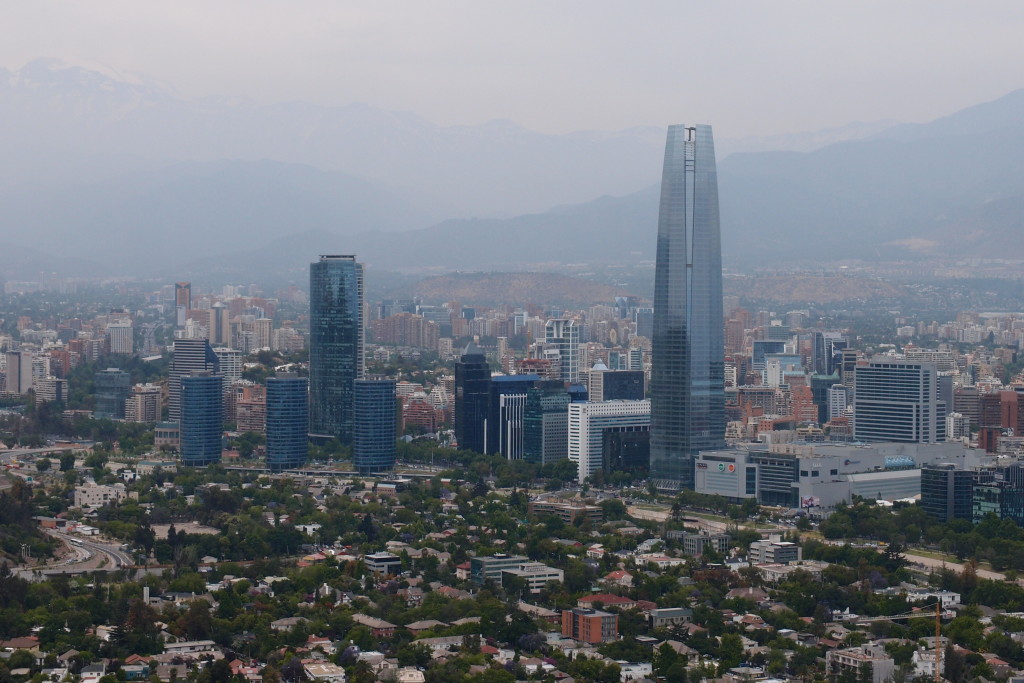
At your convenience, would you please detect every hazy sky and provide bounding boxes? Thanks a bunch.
[3,1,1023,137]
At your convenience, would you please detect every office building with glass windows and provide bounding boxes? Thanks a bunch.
[169,338,220,423]
[180,372,223,466]
[309,255,364,443]
[853,359,945,444]
[266,373,309,472]
[94,368,131,420]
[545,319,580,384]
[569,399,651,483]
[454,342,490,454]
[486,374,540,459]
[353,379,396,473]
[649,124,725,490]
[921,463,976,522]
[523,381,570,466]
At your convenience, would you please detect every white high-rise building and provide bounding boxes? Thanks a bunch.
[568,399,650,482]
[545,319,580,384]
[945,412,971,441]
[255,318,273,350]
[214,348,244,387]
[107,321,134,354]
[853,359,945,444]
[31,354,50,385]
[828,384,850,420]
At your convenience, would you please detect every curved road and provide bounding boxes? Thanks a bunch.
[16,531,135,579]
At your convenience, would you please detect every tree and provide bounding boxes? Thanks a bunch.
[396,643,432,668]
[654,643,680,679]
[717,633,744,673]
[944,643,965,683]
[59,453,76,472]
[35,459,51,472]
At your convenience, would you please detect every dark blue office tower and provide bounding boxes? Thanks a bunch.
[454,342,490,454]
[180,372,223,466]
[266,373,309,472]
[353,379,396,473]
[486,374,540,459]
[649,124,725,490]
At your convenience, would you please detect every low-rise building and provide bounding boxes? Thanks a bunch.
[517,601,561,625]
[748,536,801,564]
[154,421,180,450]
[618,661,653,681]
[577,594,637,610]
[500,562,564,593]
[364,552,403,575]
[635,553,687,569]
[826,644,895,683]
[303,662,347,683]
[648,608,693,629]
[470,554,529,584]
[756,560,829,583]
[527,500,604,524]
[396,668,425,683]
[561,607,618,644]
[163,640,218,655]
[352,614,398,638]
[73,483,132,509]
[671,531,731,557]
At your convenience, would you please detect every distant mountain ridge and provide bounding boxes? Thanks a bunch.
[0,58,666,219]
[1,58,1023,279]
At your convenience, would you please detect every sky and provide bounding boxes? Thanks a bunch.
[2,1,1023,137]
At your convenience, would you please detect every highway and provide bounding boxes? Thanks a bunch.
[15,530,135,579]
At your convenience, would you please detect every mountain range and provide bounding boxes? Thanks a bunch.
[1,58,1023,283]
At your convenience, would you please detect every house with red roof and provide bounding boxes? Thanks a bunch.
[576,593,636,610]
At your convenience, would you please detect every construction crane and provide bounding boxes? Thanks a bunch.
[854,601,947,682]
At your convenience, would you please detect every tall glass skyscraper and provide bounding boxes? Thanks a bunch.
[266,373,309,472]
[180,372,223,467]
[353,379,396,473]
[649,124,725,490]
[309,255,364,443]
[454,342,490,454]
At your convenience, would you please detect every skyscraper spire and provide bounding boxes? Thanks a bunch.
[649,124,726,490]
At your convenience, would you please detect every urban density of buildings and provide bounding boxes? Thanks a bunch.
[5,119,1024,683]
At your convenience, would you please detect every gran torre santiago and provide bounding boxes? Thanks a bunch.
[649,124,726,491]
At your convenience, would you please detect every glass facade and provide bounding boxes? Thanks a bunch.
[309,255,364,443]
[94,368,130,420]
[920,464,974,522]
[523,381,570,465]
[810,373,840,424]
[545,319,580,384]
[650,124,725,489]
[600,370,645,401]
[486,374,539,458]
[353,379,396,473]
[454,343,490,454]
[266,374,309,472]
[180,373,223,466]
